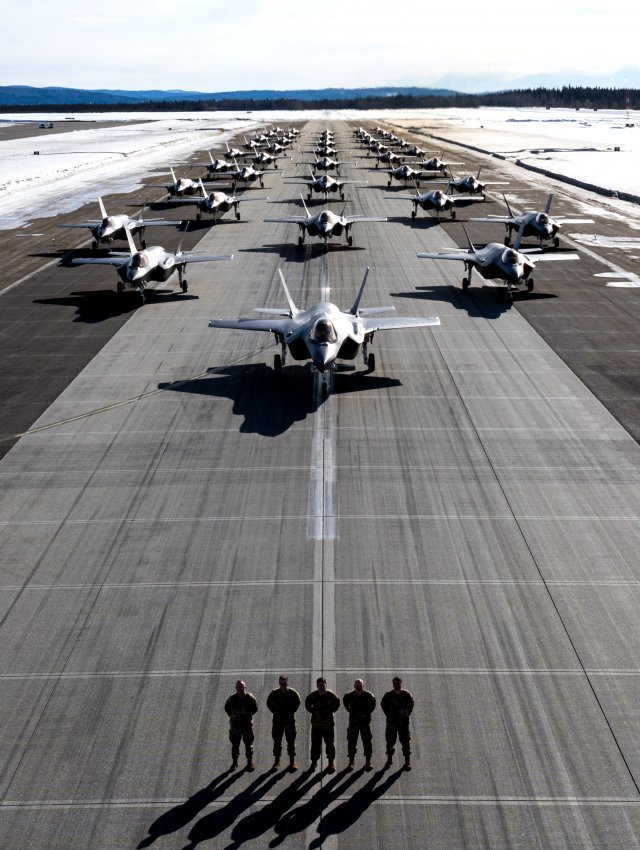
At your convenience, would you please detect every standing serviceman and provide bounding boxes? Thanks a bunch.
[304,677,341,773]
[225,680,259,772]
[381,676,414,771]
[343,678,376,771]
[266,675,301,772]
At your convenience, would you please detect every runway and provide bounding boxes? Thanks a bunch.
[2,119,640,848]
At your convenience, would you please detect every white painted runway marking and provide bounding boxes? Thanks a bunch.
[2,794,639,810]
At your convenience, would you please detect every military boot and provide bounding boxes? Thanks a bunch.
[230,758,239,772]
[289,755,298,772]
[309,760,318,772]
[347,756,355,771]
[327,761,336,774]
[365,758,373,771]
[404,755,412,771]
[246,759,255,772]
[272,757,281,771]
[384,754,393,769]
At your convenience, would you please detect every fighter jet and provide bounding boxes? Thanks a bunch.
[208,268,440,393]
[374,149,405,168]
[303,155,354,177]
[192,151,237,177]
[447,167,508,198]
[264,196,387,251]
[471,193,594,248]
[170,179,267,223]
[150,167,206,199]
[224,141,245,160]
[417,222,580,300]
[58,197,178,249]
[227,159,267,190]
[383,163,438,188]
[421,153,464,174]
[69,225,232,303]
[294,167,365,201]
[385,184,483,221]
[249,150,282,169]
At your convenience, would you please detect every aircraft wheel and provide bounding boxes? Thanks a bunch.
[274,354,282,374]
[462,277,470,291]
[181,280,188,293]
[340,193,345,201]
[91,240,98,250]
[196,212,201,221]
[307,194,312,201]
[321,381,328,400]
[504,237,510,246]
[388,181,391,188]
[554,237,560,248]
[451,210,456,220]
[411,210,417,220]
[116,280,124,294]
[236,210,241,220]
[527,278,534,293]
[367,352,375,372]
[348,235,353,246]
[298,236,304,247]
[324,242,329,253]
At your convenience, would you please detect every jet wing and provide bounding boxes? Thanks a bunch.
[526,253,581,262]
[139,219,181,226]
[71,257,129,267]
[264,216,308,223]
[360,316,440,332]
[208,318,291,334]
[58,222,102,228]
[554,218,595,224]
[345,216,388,223]
[177,252,234,263]
[469,216,514,223]
[417,251,470,261]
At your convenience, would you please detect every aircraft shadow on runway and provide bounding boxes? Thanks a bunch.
[32,290,142,323]
[392,285,557,320]
[158,364,401,436]
[33,290,197,323]
[240,244,367,261]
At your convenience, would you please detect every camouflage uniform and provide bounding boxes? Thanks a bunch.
[225,691,259,762]
[381,687,414,759]
[304,687,341,763]
[266,686,301,760]
[343,688,377,762]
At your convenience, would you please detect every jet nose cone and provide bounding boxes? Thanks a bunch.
[312,343,337,370]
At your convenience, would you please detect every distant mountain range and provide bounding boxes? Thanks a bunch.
[431,67,640,94]
[0,85,459,107]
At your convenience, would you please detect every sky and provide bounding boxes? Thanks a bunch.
[2,0,639,93]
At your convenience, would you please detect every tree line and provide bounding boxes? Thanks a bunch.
[6,87,639,113]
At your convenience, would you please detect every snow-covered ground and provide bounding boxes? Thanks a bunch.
[1,106,639,230]
[391,106,640,200]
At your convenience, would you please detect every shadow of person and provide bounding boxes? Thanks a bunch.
[182,768,284,849]
[225,770,323,848]
[137,770,243,848]
[269,767,362,847]
[308,766,404,848]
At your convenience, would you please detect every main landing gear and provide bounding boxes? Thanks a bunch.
[363,339,375,372]
[273,338,287,375]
